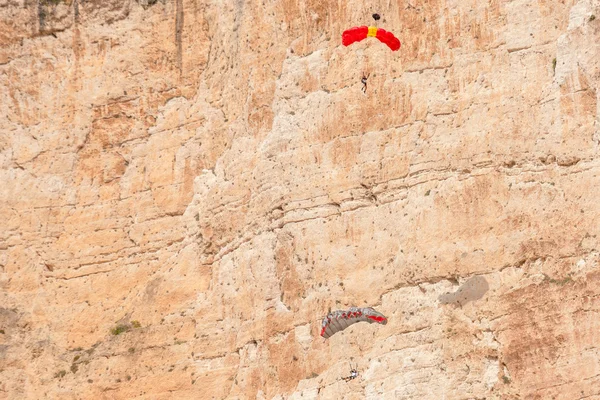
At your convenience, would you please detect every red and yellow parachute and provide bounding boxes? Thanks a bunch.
[342,26,401,51]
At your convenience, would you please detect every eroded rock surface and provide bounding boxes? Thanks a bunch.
[1,0,600,399]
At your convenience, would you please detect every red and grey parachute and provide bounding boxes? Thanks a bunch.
[320,307,388,339]
[342,26,401,51]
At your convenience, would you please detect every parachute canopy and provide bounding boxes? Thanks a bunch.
[320,307,387,339]
[342,26,401,51]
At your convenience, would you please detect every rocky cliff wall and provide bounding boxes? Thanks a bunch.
[1,0,600,398]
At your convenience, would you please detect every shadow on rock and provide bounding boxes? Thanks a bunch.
[439,275,489,306]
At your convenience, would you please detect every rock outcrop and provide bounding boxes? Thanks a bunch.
[1,0,599,398]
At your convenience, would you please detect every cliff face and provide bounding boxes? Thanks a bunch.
[1,0,600,398]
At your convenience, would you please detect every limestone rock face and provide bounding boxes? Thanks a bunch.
[1,0,600,398]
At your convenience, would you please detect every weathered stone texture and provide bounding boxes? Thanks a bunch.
[1,0,600,398]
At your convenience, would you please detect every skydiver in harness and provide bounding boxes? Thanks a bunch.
[361,73,370,93]
[342,363,359,382]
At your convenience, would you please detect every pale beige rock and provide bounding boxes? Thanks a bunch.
[1,0,600,399]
